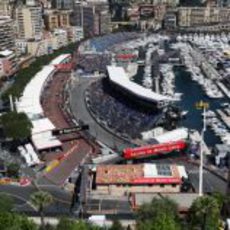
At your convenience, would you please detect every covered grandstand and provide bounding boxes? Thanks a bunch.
[16,54,71,153]
[107,66,178,104]
[86,78,168,140]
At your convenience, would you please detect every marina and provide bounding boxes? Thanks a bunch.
[130,35,230,150]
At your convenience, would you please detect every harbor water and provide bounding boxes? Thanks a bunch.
[133,64,229,147]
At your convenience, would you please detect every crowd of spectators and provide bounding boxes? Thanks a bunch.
[76,32,140,74]
[77,53,111,73]
[86,79,163,139]
[88,32,140,52]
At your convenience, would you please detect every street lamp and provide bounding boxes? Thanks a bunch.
[195,100,209,196]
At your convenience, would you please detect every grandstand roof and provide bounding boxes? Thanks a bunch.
[155,128,188,143]
[32,118,55,135]
[16,54,71,152]
[50,54,71,65]
[96,164,185,185]
[32,131,62,151]
[17,65,55,118]
[107,66,177,103]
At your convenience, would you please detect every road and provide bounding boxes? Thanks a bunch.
[69,76,131,150]
[0,184,73,216]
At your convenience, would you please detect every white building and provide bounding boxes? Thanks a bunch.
[53,29,68,49]
[16,5,43,40]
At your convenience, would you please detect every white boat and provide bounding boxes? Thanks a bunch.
[143,76,153,89]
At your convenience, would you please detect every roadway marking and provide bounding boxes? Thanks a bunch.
[0,192,37,211]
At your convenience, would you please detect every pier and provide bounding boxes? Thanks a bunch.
[217,82,230,98]
[189,130,211,155]
[216,109,230,129]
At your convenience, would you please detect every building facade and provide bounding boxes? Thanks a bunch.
[0,16,15,51]
[70,1,111,37]
[178,7,230,28]
[51,0,73,10]
[0,0,11,16]
[44,10,70,30]
[16,5,43,40]
[92,164,187,196]
[0,50,18,78]
[164,10,177,30]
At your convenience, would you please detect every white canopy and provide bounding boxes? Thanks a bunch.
[32,118,55,135]
[32,131,62,151]
[17,66,55,118]
[155,128,188,143]
[107,66,177,103]
[17,54,71,151]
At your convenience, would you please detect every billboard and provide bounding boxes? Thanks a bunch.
[123,140,186,159]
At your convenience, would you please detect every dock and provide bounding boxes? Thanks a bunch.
[217,82,230,98]
[216,109,230,129]
[189,130,211,155]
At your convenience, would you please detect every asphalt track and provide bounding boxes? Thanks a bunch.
[69,76,131,150]
[0,184,72,216]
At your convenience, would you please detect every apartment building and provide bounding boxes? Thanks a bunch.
[0,16,15,51]
[67,26,84,42]
[178,7,230,27]
[70,1,111,37]
[44,10,70,30]
[16,5,43,40]
[164,9,177,30]
[51,0,73,10]
[0,50,18,78]
[0,0,11,16]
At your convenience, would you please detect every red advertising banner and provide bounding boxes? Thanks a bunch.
[123,140,186,159]
[132,177,181,184]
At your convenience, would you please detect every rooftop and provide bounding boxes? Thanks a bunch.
[96,164,186,185]
[107,66,177,103]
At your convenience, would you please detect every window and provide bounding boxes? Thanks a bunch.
[157,165,172,176]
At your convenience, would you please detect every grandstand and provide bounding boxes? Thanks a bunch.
[16,54,71,154]
[76,32,141,74]
[107,66,178,104]
[86,79,163,140]
[87,32,140,53]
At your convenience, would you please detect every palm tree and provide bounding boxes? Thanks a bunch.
[30,191,53,229]
[188,195,220,230]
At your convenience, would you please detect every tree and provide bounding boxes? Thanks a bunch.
[137,197,179,222]
[56,217,75,230]
[0,112,32,141]
[137,212,181,230]
[7,162,20,178]
[0,212,38,230]
[136,197,181,230]
[30,191,53,230]
[212,192,230,220]
[109,220,124,230]
[188,195,220,230]
[56,218,102,230]
[0,193,13,212]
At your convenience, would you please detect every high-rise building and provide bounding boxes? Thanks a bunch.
[70,3,95,37]
[70,0,111,37]
[44,10,70,30]
[178,7,222,27]
[0,50,18,78]
[16,5,43,40]
[51,0,73,9]
[0,0,11,16]
[0,16,15,51]
[99,10,111,34]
